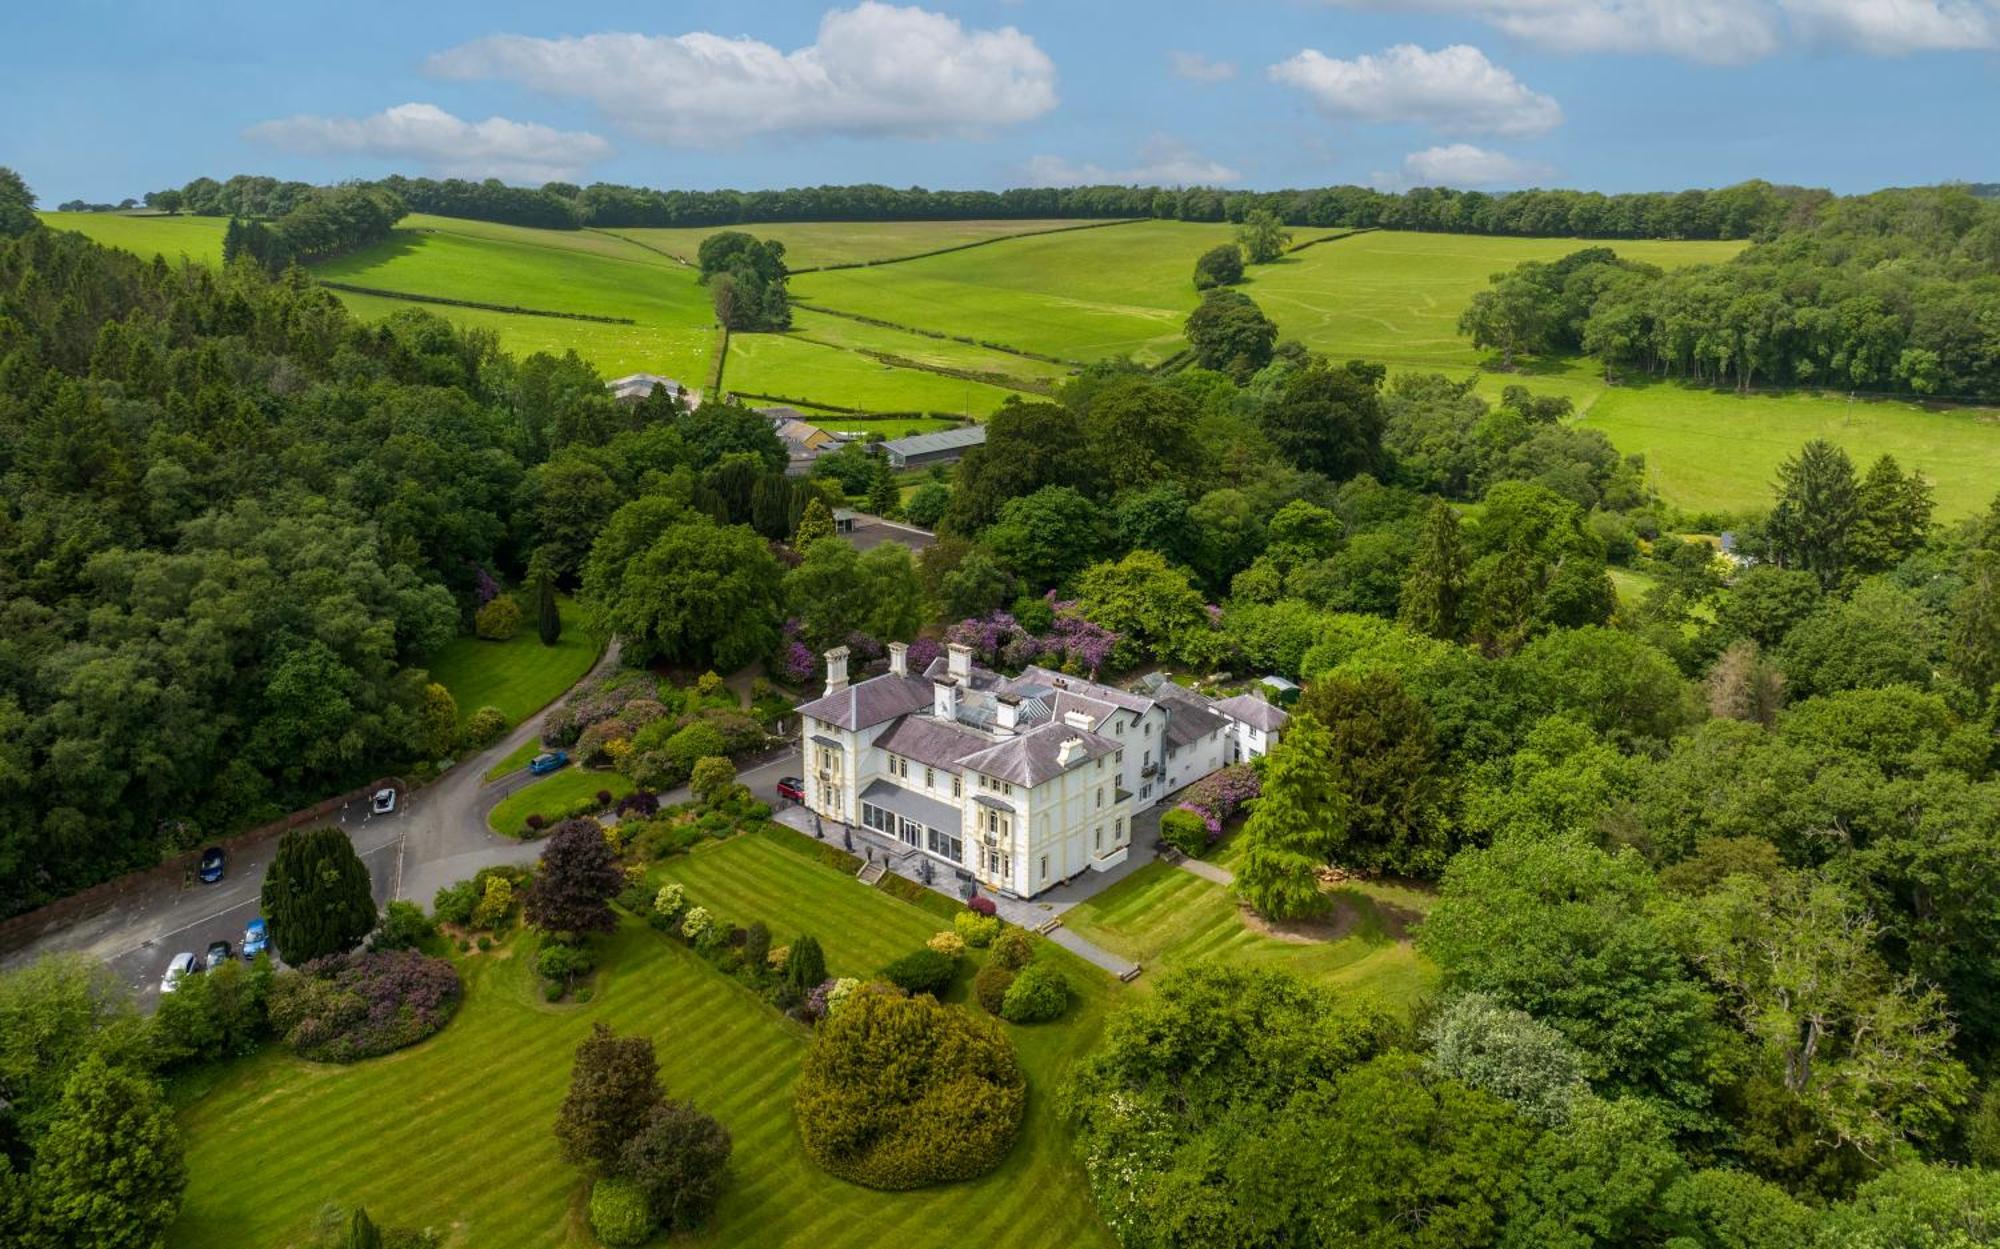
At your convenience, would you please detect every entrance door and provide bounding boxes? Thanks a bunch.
[898,816,924,849]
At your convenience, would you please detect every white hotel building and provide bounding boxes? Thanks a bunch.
[795,641,1289,900]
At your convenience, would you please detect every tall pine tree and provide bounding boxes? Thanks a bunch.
[1399,500,1467,642]
[1766,439,1859,589]
[1234,714,1348,920]
[529,550,562,647]
[1848,454,1934,574]
[260,827,377,964]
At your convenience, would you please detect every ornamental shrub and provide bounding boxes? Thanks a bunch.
[618,1097,733,1234]
[880,948,956,996]
[691,756,736,803]
[1000,962,1069,1024]
[680,906,715,945]
[525,813,546,832]
[793,989,1026,1189]
[954,911,1001,948]
[825,977,862,1016]
[926,930,966,960]
[1160,807,1210,857]
[974,963,1016,1015]
[990,928,1033,971]
[471,875,514,931]
[967,895,998,917]
[588,1177,655,1247]
[462,705,509,749]
[368,900,436,953]
[432,879,477,926]
[475,593,523,641]
[653,882,686,920]
[785,935,827,998]
[536,942,596,990]
[743,921,772,972]
[267,950,462,1063]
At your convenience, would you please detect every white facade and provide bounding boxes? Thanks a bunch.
[796,645,1288,899]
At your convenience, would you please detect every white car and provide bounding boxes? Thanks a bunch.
[370,787,397,815]
[160,952,198,994]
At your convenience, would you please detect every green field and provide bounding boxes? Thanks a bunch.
[487,769,633,836]
[725,332,1033,417]
[170,833,1118,1249]
[425,597,602,731]
[1060,862,1436,1015]
[604,219,1103,271]
[37,211,227,264]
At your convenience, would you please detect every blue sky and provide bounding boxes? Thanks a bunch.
[6,0,1998,201]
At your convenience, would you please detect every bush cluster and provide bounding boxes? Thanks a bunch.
[267,950,461,1062]
[879,947,956,996]
[793,988,1027,1189]
[974,963,1016,1016]
[954,910,1001,948]
[1000,962,1070,1024]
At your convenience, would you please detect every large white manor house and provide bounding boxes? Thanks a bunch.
[795,642,1289,900]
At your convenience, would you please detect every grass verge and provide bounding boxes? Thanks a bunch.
[487,770,634,837]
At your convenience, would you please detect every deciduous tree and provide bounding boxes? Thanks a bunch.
[555,1024,662,1173]
[525,820,625,937]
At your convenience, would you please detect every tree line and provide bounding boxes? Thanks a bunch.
[141,171,1828,240]
[1460,184,2000,399]
[221,184,405,273]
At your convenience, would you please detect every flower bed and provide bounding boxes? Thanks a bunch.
[268,949,462,1063]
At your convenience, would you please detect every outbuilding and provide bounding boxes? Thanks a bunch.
[881,425,987,470]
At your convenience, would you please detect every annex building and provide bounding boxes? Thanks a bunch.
[795,642,1288,899]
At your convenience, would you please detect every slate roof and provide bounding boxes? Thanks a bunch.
[1049,689,1119,731]
[881,426,987,459]
[872,716,988,772]
[923,655,1008,693]
[607,372,684,398]
[1215,693,1290,734]
[795,675,934,732]
[1155,682,1229,749]
[1007,666,1158,716]
[959,724,1121,787]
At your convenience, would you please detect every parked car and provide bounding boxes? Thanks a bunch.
[776,776,805,802]
[197,846,226,884]
[370,787,397,815]
[242,917,269,960]
[205,940,232,967]
[161,952,198,994]
[529,750,569,776]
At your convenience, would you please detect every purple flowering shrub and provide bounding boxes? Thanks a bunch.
[472,564,500,605]
[904,637,942,673]
[1173,764,1261,846]
[777,618,816,685]
[943,595,1121,678]
[802,977,839,1024]
[268,949,462,1063]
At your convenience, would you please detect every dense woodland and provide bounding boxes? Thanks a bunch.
[1462,184,2000,399]
[146,171,1824,240]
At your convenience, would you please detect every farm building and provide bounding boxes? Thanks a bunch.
[607,373,685,405]
[881,425,986,469]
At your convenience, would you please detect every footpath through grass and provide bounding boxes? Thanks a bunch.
[1061,861,1436,1015]
[170,833,1119,1249]
[426,597,602,732]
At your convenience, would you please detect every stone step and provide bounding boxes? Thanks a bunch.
[1118,964,1144,983]
[855,862,887,886]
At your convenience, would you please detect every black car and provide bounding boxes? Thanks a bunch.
[205,940,232,968]
[197,846,226,884]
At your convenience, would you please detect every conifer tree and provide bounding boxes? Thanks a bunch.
[785,934,827,998]
[1400,500,1467,641]
[347,1207,383,1249]
[1767,439,1859,589]
[794,498,835,550]
[866,460,900,519]
[1234,714,1347,920]
[529,551,562,647]
[260,827,377,964]
[1848,454,1934,573]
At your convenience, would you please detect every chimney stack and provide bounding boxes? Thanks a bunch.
[947,642,973,681]
[888,641,908,678]
[823,646,850,697]
[933,676,959,720]
[1057,736,1085,767]
[995,693,1020,735]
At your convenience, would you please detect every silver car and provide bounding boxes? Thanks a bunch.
[160,952,198,994]
[370,787,397,815]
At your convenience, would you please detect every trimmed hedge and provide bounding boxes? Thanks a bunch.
[793,987,1025,1189]
[589,1177,655,1247]
[879,947,956,996]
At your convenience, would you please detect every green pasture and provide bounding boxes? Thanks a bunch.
[724,331,1031,416]
[1060,861,1436,1015]
[332,291,712,384]
[487,769,633,836]
[789,308,1071,390]
[426,597,602,730]
[38,211,228,264]
[604,219,1097,271]
[170,833,1118,1248]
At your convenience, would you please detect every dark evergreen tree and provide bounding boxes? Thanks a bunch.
[1400,499,1468,641]
[618,1098,733,1233]
[1847,454,1934,574]
[1765,439,1859,589]
[1950,549,2000,707]
[1298,673,1452,877]
[785,935,827,999]
[260,827,377,964]
[346,1207,383,1249]
[524,820,624,937]
[1235,714,1348,920]
[531,554,562,647]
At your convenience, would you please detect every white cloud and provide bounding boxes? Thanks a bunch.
[1022,138,1242,187]
[244,103,611,183]
[1391,143,1554,187]
[426,3,1057,147]
[1316,0,1996,62]
[1168,50,1238,82]
[1268,44,1562,137]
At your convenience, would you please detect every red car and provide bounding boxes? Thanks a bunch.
[776,776,805,802]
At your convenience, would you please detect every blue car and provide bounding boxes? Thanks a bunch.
[529,750,569,776]
[197,846,226,884]
[241,917,269,961]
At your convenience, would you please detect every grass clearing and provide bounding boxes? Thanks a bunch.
[1061,862,1436,1015]
[487,769,633,836]
[171,835,1118,1249]
[724,331,1031,416]
[38,211,228,264]
[426,597,601,730]
[604,219,1105,271]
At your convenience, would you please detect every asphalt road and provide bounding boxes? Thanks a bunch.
[5,638,809,1010]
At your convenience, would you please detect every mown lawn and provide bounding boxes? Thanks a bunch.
[487,769,632,836]
[170,835,1119,1249]
[426,597,602,731]
[1060,862,1436,1015]
[38,211,229,264]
